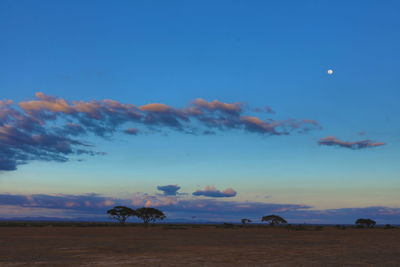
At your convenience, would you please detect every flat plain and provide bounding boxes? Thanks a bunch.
[1,225,399,266]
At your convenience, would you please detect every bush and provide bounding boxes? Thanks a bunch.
[286,224,310,231]
[295,224,308,231]
[384,224,395,229]
[163,225,187,230]
[223,223,235,228]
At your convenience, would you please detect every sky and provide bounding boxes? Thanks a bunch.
[0,0,399,224]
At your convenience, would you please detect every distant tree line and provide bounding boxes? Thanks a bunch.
[240,215,381,228]
[107,207,380,229]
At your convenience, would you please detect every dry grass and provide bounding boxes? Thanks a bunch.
[0,225,399,266]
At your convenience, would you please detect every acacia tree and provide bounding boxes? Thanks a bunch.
[107,206,136,225]
[241,218,252,225]
[135,207,166,225]
[261,215,287,226]
[355,218,376,228]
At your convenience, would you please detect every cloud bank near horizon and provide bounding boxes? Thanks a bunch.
[0,93,321,171]
[0,192,399,224]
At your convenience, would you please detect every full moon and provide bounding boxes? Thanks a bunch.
[327,69,334,75]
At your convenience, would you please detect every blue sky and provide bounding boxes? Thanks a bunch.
[0,0,399,223]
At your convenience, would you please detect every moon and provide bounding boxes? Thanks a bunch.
[327,69,334,75]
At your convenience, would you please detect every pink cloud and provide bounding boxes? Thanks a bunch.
[318,136,385,149]
[1,93,321,171]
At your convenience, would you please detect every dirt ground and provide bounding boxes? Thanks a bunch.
[1,226,399,266]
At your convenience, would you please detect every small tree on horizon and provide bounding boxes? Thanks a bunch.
[261,215,287,226]
[107,206,136,225]
[241,218,252,225]
[135,207,166,225]
[355,218,376,228]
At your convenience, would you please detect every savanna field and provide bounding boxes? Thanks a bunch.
[2,1,400,267]
[1,224,399,266]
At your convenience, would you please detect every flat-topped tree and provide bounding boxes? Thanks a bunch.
[135,207,166,225]
[355,218,376,228]
[261,215,287,226]
[107,206,136,225]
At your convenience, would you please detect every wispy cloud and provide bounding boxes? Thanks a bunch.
[0,93,321,171]
[123,128,139,135]
[253,106,275,114]
[191,98,242,114]
[318,136,385,150]
[192,186,237,198]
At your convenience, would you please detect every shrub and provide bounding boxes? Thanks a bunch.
[384,224,395,229]
[223,223,235,228]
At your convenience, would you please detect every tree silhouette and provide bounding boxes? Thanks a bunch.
[355,218,376,228]
[261,215,287,226]
[135,207,166,225]
[241,218,252,225]
[107,206,136,225]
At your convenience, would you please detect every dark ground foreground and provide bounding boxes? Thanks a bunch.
[1,225,399,266]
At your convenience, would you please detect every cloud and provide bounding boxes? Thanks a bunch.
[193,186,237,198]
[139,103,188,128]
[253,106,275,114]
[0,123,101,171]
[61,123,87,136]
[318,136,385,150]
[123,128,139,135]
[0,193,117,214]
[264,106,275,114]
[157,185,181,196]
[0,93,321,171]
[192,98,242,114]
[240,116,281,135]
